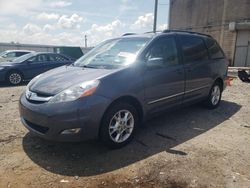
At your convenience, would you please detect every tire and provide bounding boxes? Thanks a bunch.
[99,102,139,149]
[6,71,23,85]
[204,81,222,109]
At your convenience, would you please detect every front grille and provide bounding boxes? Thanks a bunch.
[24,119,49,134]
[26,99,46,104]
[26,90,52,103]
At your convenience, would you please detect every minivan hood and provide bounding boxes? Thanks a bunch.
[30,65,119,95]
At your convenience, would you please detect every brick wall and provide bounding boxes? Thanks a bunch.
[169,0,250,66]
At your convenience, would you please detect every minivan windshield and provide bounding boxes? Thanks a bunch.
[74,37,150,69]
[12,53,35,63]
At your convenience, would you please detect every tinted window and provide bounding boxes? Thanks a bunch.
[205,38,224,59]
[180,35,209,63]
[16,52,29,57]
[37,55,48,62]
[27,56,36,62]
[146,37,179,67]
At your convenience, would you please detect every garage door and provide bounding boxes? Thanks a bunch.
[234,31,250,67]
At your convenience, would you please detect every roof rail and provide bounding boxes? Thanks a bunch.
[122,33,137,36]
[163,29,212,38]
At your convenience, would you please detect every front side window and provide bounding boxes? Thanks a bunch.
[37,55,48,62]
[146,37,179,67]
[180,35,209,63]
[27,54,48,63]
[74,37,150,69]
[27,56,37,62]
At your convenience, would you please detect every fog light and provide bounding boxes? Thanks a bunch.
[61,128,81,135]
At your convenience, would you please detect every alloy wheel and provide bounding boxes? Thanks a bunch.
[211,85,221,106]
[9,73,22,85]
[108,110,134,143]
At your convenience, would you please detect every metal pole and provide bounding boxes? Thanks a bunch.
[85,35,87,48]
[153,0,158,33]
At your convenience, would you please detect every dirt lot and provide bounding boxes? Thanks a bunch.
[0,79,250,188]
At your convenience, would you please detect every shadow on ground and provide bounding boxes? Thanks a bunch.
[0,81,28,87]
[22,100,241,177]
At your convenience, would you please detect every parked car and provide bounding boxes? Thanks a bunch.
[0,52,74,85]
[19,30,228,148]
[0,50,34,62]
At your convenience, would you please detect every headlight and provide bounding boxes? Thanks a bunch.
[0,67,5,71]
[49,80,100,103]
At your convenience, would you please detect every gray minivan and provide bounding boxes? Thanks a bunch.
[19,30,228,148]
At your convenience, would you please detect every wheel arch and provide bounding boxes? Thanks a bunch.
[214,77,224,90]
[5,68,24,82]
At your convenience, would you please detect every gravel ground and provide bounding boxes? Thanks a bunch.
[0,79,250,188]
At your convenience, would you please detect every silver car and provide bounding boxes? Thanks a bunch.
[0,50,34,62]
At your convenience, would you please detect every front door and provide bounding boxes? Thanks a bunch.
[23,54,48,79]
[143,35,185,114]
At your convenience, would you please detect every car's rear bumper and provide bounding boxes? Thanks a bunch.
[19,93,111,142]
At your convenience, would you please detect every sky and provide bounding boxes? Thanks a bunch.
[0,0,169,47]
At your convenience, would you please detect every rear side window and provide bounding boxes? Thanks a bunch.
[146,37,179,67]
[16,52,29,57]
[48,54,68,62]
[205,38,225,59]
[180,35,209,63]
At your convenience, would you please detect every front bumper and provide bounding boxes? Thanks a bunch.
[19,93,111,142]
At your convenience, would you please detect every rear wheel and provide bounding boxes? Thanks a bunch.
[205,82,222,109]
[100,102,138,149]
[7,71,23,85]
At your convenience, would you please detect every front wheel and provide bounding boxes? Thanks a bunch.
[205,82,222,109]
[99,102,138,149]
[7,71,23,85]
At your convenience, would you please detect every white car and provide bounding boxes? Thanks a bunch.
[0,50,34,62]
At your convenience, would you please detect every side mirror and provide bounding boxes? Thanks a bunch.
[26,60,33,64]
[147,57,165,69]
